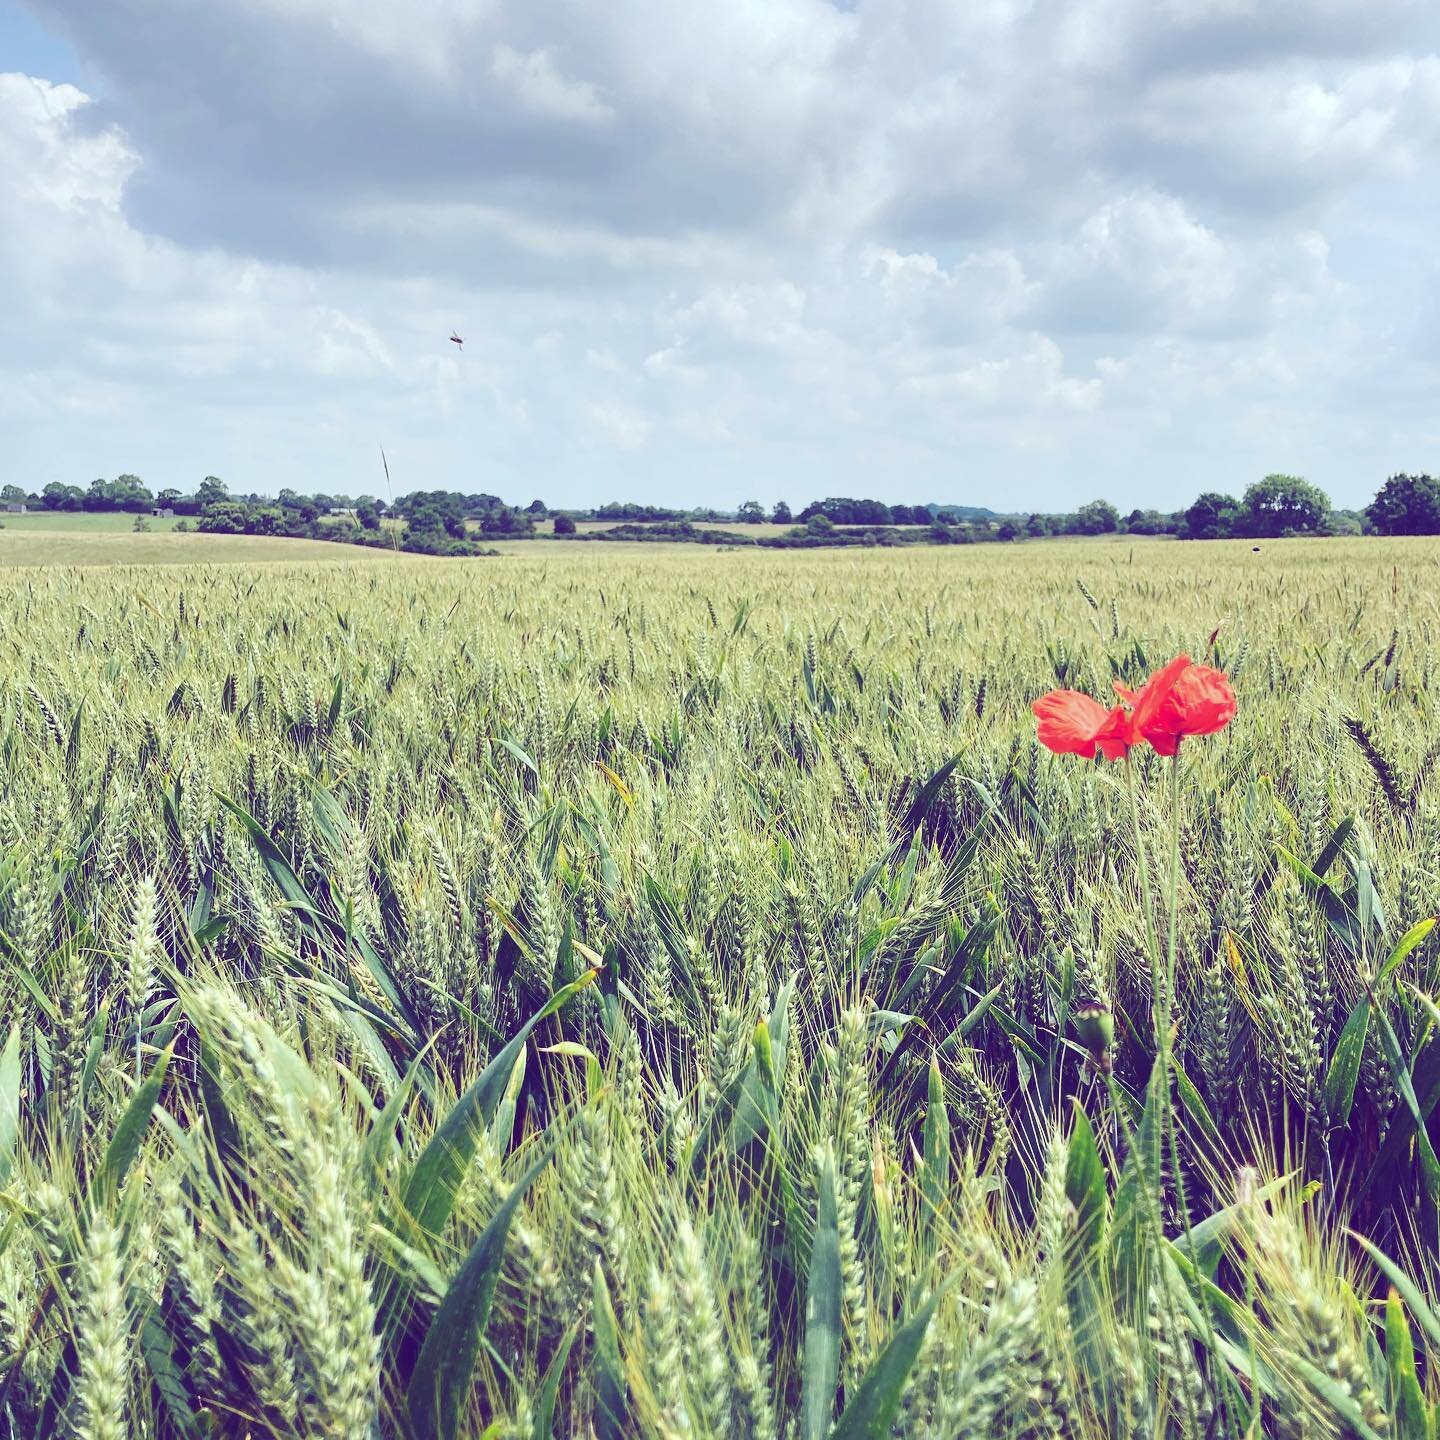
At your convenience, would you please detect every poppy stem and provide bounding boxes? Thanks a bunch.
[1163,747,1235,1432]
[1164,748,1181,1035]
[1122,754,1164,1047]
[1125,746,1234,1430]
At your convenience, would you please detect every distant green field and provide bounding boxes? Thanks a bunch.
[0,509,183,533]
[0,529,403,568]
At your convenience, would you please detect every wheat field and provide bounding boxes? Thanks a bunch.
[2,537,1439,1438]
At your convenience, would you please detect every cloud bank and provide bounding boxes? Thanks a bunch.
[4,0,1440,508]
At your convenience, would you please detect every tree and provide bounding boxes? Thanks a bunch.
[400,491,467,545]
[525,499,548,516]
[997,520,1021,541]
[771,501,793,525]
[396,491,472,536]
[197,476,229,511]
[1367,474,1440,535]
[1074,499,1120,535]
[1242,474,1329,537]
[84,475,152,512]
[42,482,83,511]
[737,500,765,523]
[800,497,893,526]
[1125,508,1172,536]
[1183,492,1239,540]
[553,513,577,535]
[479,506,533,538]
[596,501,682,522]
[115,475,153,513]
[1,485,24,504]
[196,501,247,534]
[356,501,381,531]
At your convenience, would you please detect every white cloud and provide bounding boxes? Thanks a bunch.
[902,335,1103,415]
[490,45,612,123]
[1,74,132,211]
[4,0,1440,509]
[585,400,652,450]
[1034,192,1239,335]
[643,343,708,385]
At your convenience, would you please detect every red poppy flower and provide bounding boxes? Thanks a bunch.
[1114,654,1236,755]
[1112,653,1191,740]
[1035,652,1235,761]
[1032,690,1132,760]
[1138,662,1236,755]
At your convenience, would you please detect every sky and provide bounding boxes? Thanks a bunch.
[2,1,1439,513]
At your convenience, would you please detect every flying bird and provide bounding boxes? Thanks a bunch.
[449,331,464,350]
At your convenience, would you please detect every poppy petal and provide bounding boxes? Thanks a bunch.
[1162,664,1236,736]
[1126,653,1192,740]
[1032,690,1111,758]
[1132,659,1237,753]
[1144,728,1181,757]
[1093,706,1132,760]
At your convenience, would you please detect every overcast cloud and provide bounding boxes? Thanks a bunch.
[3,0,1439,510]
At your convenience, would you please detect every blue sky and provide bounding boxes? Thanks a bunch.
[0,0,74,76]
[3,0,1439,511]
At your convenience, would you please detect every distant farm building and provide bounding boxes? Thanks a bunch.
[4,503,26,515]
[152,507,175,518]
[329,506,358,516]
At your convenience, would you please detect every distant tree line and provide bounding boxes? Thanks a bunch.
[1364,474,1440,536]
[27,475,215,515]
[8,476,553,555]
[386,492,539,553]
[10,470,1440,552]
[553,479,1369,544]
[194,482,412,550]
[594,501,685,522]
